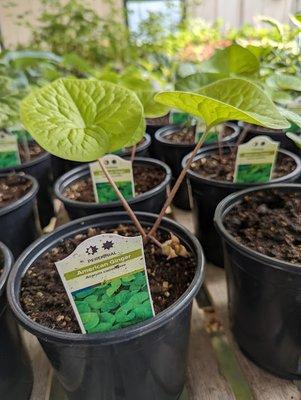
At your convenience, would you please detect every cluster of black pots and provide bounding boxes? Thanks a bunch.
[7,212,205,400]
[183,144,301,266]
[55,157,172,220]
[154,122,240,209]
[0,242,33,399]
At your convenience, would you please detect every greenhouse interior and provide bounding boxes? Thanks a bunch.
[0,0,301,399]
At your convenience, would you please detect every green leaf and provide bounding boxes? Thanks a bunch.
[155,78,290,130]
[134,303,153,319]
[106,279,121,297]
[75,301,91,313]
[286,132,301,149]
[136,90,170,118]
[257,16,284,39]
[289,13,301,28]
[100,312,116,324]
[279,107,301,129]
[269,89,292,105]
[81,312,99,330]
[74,287,97,299]
[266,74,301,92]
[200,44,260,77]
[175,73,227,91]
[20,78,145,162]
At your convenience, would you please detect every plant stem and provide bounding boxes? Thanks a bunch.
[130,144,136,163]
[232,124,250,155]
[148,129,210,238]
[98,157,146,239]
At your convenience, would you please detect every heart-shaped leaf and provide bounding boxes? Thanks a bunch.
[200,44,260,77]
[20,78,145,161]
[81,312,99,330]
[155,78,290,130]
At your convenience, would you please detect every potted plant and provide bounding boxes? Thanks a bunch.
[0,241,33,399]
[0,172,39,257]
[214,183,301,379]
[154,78,297,266]
[7,78,205,400]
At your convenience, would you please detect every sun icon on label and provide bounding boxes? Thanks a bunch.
[86,245,98,255]
[102,241,114,250]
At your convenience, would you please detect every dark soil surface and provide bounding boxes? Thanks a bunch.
[146,114,170,126]
[63,165,166,203]
[191,151,296,182]
[19,141,44,163]
[0,175,32,208]
[224,190,301,264]
[20,225,196,333]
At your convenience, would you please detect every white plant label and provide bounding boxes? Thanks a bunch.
[55,234,155,334]
[89,155,135,203]
[234,136,279,184]
[0,131,20,168]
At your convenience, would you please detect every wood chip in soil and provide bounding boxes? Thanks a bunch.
[20,225,196,333]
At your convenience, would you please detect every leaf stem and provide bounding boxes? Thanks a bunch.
[130,144,136,163]
[148,128,210,238]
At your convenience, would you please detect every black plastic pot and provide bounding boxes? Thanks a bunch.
[0,242,33,400]
[51,134,152,181]
[183,145,301,267]
[0,173,39,258]
[155,123,240,210]
[146,116,170,156]
[1,151,54,227]
[239,122,300,155]
[7,212,205,400]
[214,183,301,379]
[55,157,172,220]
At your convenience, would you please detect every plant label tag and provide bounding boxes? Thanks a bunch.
[55,234,155,334]
[234,136,279,183]
[90,155,135,203]
[195,120,221,144]
[169,110,190,125]
[0,131,21,168]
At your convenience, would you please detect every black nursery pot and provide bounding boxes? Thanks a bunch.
[7,212,205,400]
[1,151,54,228]
[51,134,152,181]
[182,145,301,267]
[55,157,172,220]
[214,183,301,379]
[0,242,33,400]
[155,123,239,210]
[240,122,300,155]
[0,173,39,258]
[146,115,170,156]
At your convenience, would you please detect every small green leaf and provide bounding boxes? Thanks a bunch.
[20,78,145,161]
[88,322,113,333]
[257,16,284,39]
[81,312,99,330]
[115,290,131,305]
[106,279,122,297]
[115,309,136,323]
[128,292,149,306]
[266,74,301,92]
[100,312,116,324]
[155,78,290,130]
[134,304,153,320]
[279,107,301,129]
[75,301,91,313]
[200,44,260,77]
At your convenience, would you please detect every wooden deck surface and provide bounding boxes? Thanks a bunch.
[22,207,301,400]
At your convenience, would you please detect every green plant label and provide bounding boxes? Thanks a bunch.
[234,136,279,184]
[90,155,135,204]
[0,131,21,168]
[195,120,221,144]
[55,234,155,334]
[169,110,190,125]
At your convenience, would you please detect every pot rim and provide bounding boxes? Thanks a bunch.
[214,183,301,273]
[0,241,13,297]
[7,211,205,345]
[54,157,172,210]
[0,173,39,217]
[0,151,50,172]
[119,134,151,157]
[182,144,301,188]
[155,122,239,148]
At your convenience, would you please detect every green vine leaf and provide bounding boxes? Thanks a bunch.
[20,78,145,161]
[155,78,290,130]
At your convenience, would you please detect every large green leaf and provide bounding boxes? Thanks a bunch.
[175,72,227,91]
[266,74,301,92]
[155,78,290,130]
[200,44,260,77]
[20,78,145,161]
